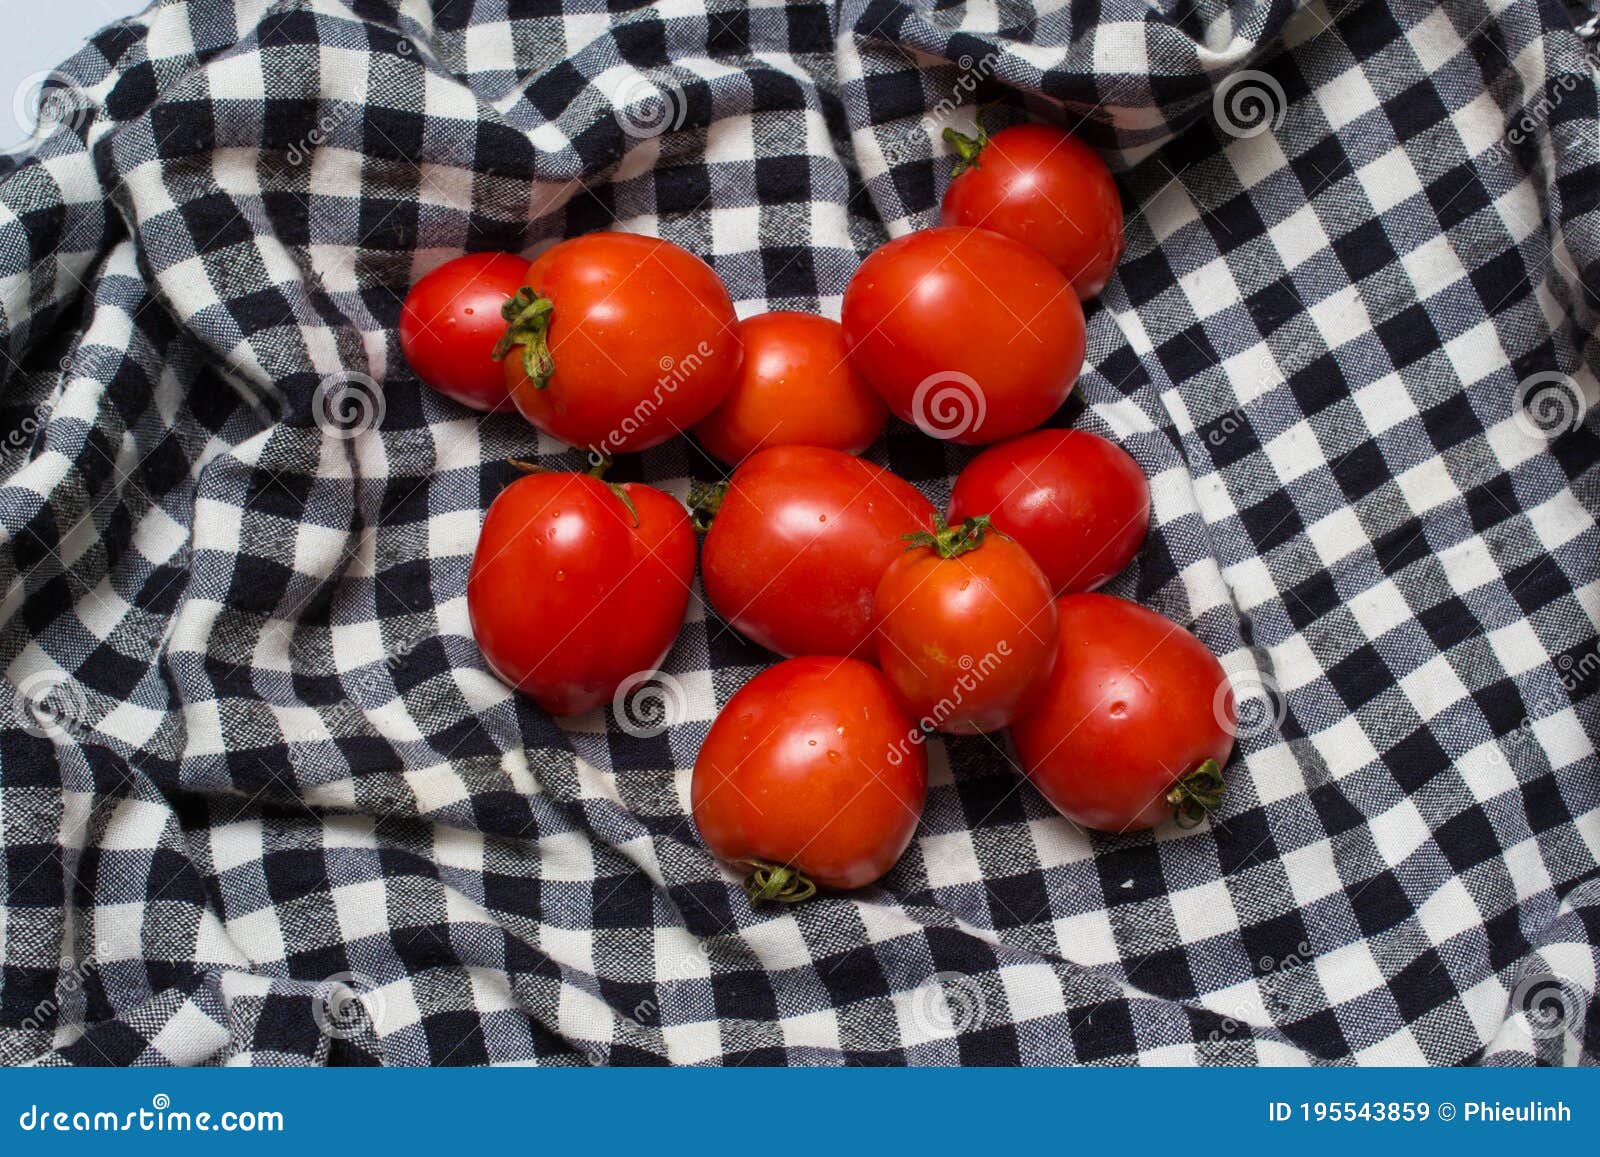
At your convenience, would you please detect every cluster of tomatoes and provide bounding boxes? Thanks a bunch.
[398,120,1237,906]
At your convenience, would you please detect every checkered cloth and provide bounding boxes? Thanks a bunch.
[0,0,1596,1067]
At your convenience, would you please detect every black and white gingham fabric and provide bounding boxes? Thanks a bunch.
[0,0,1596,1066]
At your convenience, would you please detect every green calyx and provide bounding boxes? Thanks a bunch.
[942,125,988,175]
[688,479,729,532]
[1167,759,1225,828]
[490,286,556,389]
[587,452,639,526]
[903,512,992,559]
[740,859,817,905]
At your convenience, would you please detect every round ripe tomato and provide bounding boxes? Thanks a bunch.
[1011,594,1235,832]
[698,445,936,659]
[841,227,1085,445]
[692,312,888,465]
[940,123,1124,299]
[399,252,530,410]
[495,232,741,454]
[948,429,1149,594]
[874,516,1058,734]
[468,469,695,716]
[692,656,927,899]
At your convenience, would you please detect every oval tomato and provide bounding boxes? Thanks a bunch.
[692,656,927,899]
[692,311,888,465]
[874,516,1057,734]
[698,446,936,659]
[841,227,1085,445]
[468,469,695,716]
[941,123,1124,299]
[399,252,529,410]
[496,232,741,454]
[1011,594,1235,832]
[948,429,1149,594]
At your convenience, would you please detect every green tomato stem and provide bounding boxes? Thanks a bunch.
[902,512,992,559]
[740,859,818,905]
[1167,759,1225,828]
[491,286,556,389]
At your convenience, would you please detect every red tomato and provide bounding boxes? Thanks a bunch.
[468,469,694,716]
[692,312,888,465]
[875,516,1058,733]
[841,227,1085,445]
[495,232,741,454]
[948,429,1149,594]
[399,252,529,410]
[692,656,927,898]
[940,123,1125,299]
[1011,594,1235,832]
[698,446,936,659]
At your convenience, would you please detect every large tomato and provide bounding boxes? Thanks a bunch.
[948,429,1149,594]
[697,445,936,659]
[941,123,1125,299]
[692,656,927,899]
[468,468,695,716]
[495,232,741,454]
[1011,594,1235,832]
[692,311,888,466]
[399,252,529,411]
[874,516,1057,734]
[841,227,1085,445]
